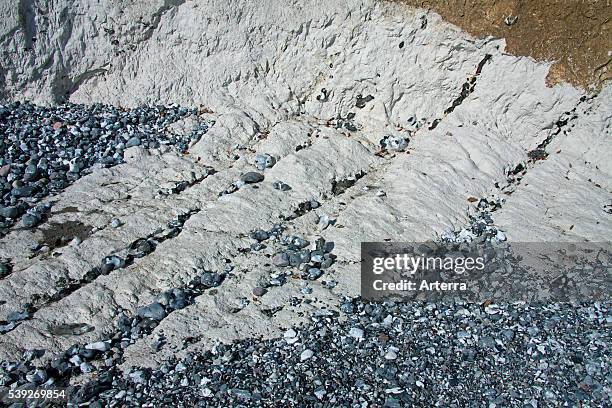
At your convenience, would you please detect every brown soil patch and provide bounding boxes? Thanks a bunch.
[393,0,611,90]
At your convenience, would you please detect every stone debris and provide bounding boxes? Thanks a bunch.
[0,102,210,236]
[272,180,291,191]
[136,303,167,321]
[0,300,600,406]
[254,154,276,170]
[380,134,409,152]
[240,172,264,184]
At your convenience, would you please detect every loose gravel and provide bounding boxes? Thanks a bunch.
[1,294,608,407]
[73,301,610,407]
[0,101,210,235]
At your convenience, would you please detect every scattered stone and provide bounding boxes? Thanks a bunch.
[129,370,146,384]
[25,369,48,385]
[0,205,24,219]
[272,252,290,267]
[255,154,276,170]
[272,181,291,191]
[317,213,333,230]
[126,136,142,148]
[289,235,309,248]
[250,230,269,241]
[252,286,267,297]
[348,327,364,339]
[380,134,409,152]
[495,230,507,242]
[0,322,17,334]
[7,311,30,322]
[384,347,398,360]
[300,349,314,361]
[0,164,10,177]
[314,387,327,399]
[21,212,42,228]
[101,255,125,273]
[200,271,222,288]
[310,251,324,263]
[2,299,609,407]
[0,261,10,278]
[320,254,335,269]
[136,302,167,321]
[240,172,264,184]
[356,94,375,108]
[504,15,519,26]
[23,164,39,182]
[307,267,322,280]
[48,323,95,336]
[230,389,252,400]
[85,341,111,352]
[11,185,35,198]
[0,102,210,235]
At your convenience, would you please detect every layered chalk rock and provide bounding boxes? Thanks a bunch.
[0,0,609,374]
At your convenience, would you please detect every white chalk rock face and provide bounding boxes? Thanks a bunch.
[0,0,610,370]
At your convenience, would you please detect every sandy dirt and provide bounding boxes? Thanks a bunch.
[395,0,612,90]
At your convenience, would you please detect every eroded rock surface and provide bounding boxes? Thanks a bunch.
[0,0,609,396]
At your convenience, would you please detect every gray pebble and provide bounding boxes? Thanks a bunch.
[0,164,10,177]
[22,213,42,228]
[307,268,322,280]
[25,368,48,385]
[240,172,264,184]
[300,349,314,361]
[252,286,267,297]
[250,230,269,241]
[255,153,276,170]
[7,310,30,322]
[272,252,290,267]
[136,302,167,321]
[380,134,409,152]
[200,271,222,288]
[11,185,35,198]
[348,327,364,339]
[23,164,39,182]
[272,180,291,191]
[0,262,9,278]
[126,136,142,147]
[0,205,24,219]
[85,341,111,352]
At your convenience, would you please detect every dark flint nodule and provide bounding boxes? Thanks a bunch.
[240,172,264,184]
[273,180,291,191]
[136,302,166,321]
[200,271,222,288]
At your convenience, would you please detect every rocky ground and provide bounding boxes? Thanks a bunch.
[0,102,209,236]
[0,0,610,406]
[82,301,611,407]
